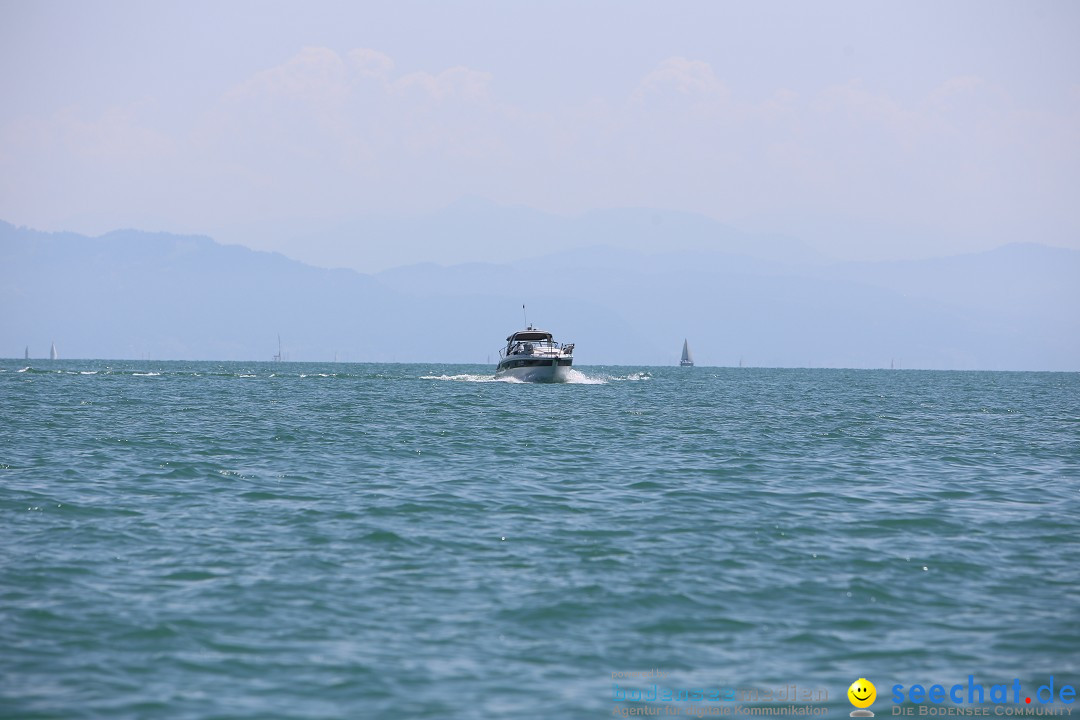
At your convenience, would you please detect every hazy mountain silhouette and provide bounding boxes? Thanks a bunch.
[237,198,826,272]
[2,219,1076,369]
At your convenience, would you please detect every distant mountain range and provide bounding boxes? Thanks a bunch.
[2,218,1077,370]
[238,199,827,272]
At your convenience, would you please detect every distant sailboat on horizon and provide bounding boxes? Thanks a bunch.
[24,345,29,360]
[50,342,58,360]
[680,339,694,367]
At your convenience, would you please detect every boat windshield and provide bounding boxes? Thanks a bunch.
[507,331,553,342]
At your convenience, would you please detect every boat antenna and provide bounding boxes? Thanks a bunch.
[522,304,529,329]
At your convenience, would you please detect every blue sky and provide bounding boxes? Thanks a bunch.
[2,1,1078,269]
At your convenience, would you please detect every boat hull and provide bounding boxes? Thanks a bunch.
[494,357,573,383]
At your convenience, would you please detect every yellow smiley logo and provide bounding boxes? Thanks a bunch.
[848,678,877,709]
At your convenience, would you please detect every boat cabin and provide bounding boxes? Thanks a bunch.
[504,328,559,357]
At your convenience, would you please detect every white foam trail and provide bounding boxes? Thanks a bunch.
[562,369,607,384]
[17,367,30,373]
[79,371,98,375]
[421,373,523,383]
[133,371,161,376]
[421,370,612,384]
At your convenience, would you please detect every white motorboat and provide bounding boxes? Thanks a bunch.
[495,326,574,382]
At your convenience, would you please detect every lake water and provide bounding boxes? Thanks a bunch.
[2,361,1078,719]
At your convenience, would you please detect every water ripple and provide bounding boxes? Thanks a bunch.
[1,361,1078,719]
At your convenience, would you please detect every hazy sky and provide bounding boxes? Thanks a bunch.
[2,1,1078,267]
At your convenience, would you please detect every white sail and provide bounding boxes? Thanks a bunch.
[50,342,58,360]
[680,339,694,366]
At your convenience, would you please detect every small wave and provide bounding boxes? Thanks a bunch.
[15,366,52,374]
[299,373,334,378]
[133,372,161,377]
[614,371,651,382]
[238,374,257,378]
[79,371,98,375]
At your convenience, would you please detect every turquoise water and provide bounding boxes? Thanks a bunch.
[2,361,1078,719]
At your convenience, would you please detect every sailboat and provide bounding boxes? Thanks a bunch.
[680,339,694,367]
[24,346,29,360]
[50,342,58,360]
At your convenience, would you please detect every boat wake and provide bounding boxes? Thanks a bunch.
[562,369,607,384]
[421,373,527,383]
[421,369,611,384]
